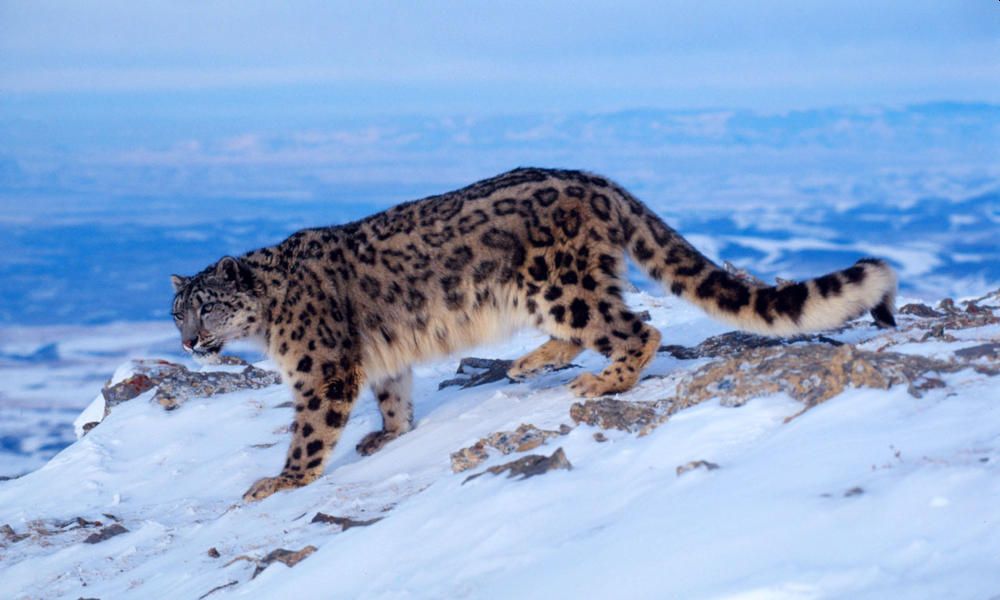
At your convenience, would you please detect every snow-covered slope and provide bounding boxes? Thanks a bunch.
[1,292,998,599]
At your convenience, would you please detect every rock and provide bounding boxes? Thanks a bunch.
[676,460,720,476]
[593,432,608,443]
[569,398,659,433]
[439,357,514,389]
[197,580,237,600]
[937,298,960,313]
[83,523,128,544]
[100,358,281,413]
[899,303,944,318]
[310,513,382,530]
[103,372,157,411]
[919,324,957,342]
[723,261,769,288]
[844,486,865,497]
[251,546,317,579]
[207,547,220,558]
[463,447,572,484]
[54,516,103,530]
[1,523,29,544]
[450,423,567,472]
[954,343,999,361]
[917,296,1000,331]
[659,331,842,360]
[673,343,994,413]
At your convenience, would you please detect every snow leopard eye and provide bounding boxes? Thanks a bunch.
[200,303,216,316]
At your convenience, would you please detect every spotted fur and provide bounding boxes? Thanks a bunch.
[170,167,897,501]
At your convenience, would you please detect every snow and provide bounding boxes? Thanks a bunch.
[0,294,998,599]
[72,393,105,439]
[0,323,266,475]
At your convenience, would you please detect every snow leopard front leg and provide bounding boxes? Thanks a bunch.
[243,351,365,502]
[356,368,414,456]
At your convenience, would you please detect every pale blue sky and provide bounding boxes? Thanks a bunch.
[1,0,998,113]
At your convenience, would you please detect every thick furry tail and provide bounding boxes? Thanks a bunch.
[624,209,897,336]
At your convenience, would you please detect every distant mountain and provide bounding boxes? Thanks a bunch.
[1,103,997,326]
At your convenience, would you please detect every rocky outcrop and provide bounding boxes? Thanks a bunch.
[463,448,573,484]
[580,289,1000,435]
[102,358,281,412]
[672,343,984,410]
[83,523,129,544]
[310,513,382,530]
[659,330,843,360]
[226,545,318,579]
[676,460,720,477]
[569,398,660,433]
[450,423,570,472]
[1,514,124,547]
[438,357,515,389]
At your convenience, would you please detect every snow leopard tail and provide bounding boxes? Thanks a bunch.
[621,203,897,336]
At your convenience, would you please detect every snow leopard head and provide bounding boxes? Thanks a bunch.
[170,256,263,359]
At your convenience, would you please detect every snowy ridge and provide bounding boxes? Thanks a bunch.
[0,292,998,599]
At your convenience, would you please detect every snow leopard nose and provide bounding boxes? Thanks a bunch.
[182,337,197,352]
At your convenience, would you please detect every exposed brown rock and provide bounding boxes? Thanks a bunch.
[102,373,156,409]
[659,331,843,361]
[630,297,998,436]
[1,524,29,544]
[916,295,1000,331]
[439,357,515,389]
[207,547,221,559]
[450,423,567,472]
[251,546,317,578]
[954,343,999,361]
[673,343,986,412]
[463,447,572,484]
[54,516,103,530]
[899,303,944,318]
[225,545,319,579]
[723,261,768,288]
[100,358,281,414]
[310,513,382,530]
[198,580,237,600]
[569,398,659,433]
[676,460,720,476]
[83,523,128,544]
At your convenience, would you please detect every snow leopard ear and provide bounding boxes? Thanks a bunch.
[170,274,189,293]
[215,256,241,282]
[215,256,257,291]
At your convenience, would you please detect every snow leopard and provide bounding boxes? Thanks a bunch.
[170,167,897,501]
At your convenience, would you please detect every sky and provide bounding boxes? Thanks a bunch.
[1,1,998,115]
